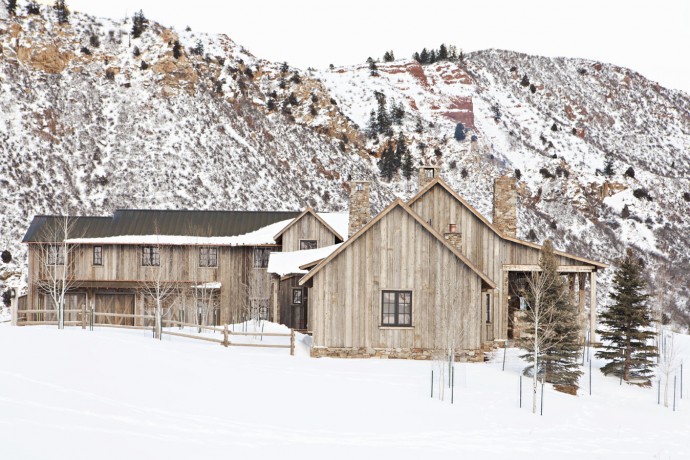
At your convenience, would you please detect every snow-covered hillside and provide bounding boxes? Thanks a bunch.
[0,3,689,325]
[1,323,688,459]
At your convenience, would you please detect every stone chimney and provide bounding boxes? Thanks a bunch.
[443,223,462,252]
[418,166,439,190]
[493,176,517,238]
[348,181,370,238]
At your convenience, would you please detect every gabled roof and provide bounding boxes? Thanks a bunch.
[267,244,342,277]
[407,177,608,269]
[23,210,301,243]
[273,207,345,243]
[299,199,496,288]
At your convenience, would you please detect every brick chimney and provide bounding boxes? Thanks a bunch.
[493,176,517,238]
[443,223,462,252]
[348,181,370,238]
[419,166,439,190]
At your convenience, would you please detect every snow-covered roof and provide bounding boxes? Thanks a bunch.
[191,282,221,290]
[267,244,342,277]
[316,212,349,241]
[67,219,294,246]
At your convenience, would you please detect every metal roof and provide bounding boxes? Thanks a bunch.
[22,210,301,243]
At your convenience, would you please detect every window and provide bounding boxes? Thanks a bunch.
[299,240,317,251]
[47,245,64,265]
[355,183,364,191]
[93,246,102,266]
[253,247,271,268]
[199,247,218,267]
[141,246,160,266]
[381,290,412,326]
[425,168,435,178]
[292,288,303,304]
[486,293,491,323]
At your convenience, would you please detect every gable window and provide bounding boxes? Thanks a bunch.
[199,247,218,267]
[425,168,435,178]
[381,290,412,326]
[46,244,65,265]
[141,246,160,266]
[299,240,317,251]
[253,247,271,268]
[93,246,103,266]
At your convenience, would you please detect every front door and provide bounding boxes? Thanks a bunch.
[291,287,307,330]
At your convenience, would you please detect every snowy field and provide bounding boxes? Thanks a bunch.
[0,323,688,460]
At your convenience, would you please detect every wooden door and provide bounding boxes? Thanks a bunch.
[291,288,307,330]
[95,294,135,326]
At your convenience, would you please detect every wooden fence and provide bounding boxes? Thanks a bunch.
[16,309,295,355]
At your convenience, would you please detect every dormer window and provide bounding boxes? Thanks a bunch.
[356,183,364,191]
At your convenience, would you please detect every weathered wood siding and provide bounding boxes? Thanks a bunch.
[276,275,306,329]
[281,213,338,252]
[26,243,277,324]
[409,183,593,340]
[310,206,484,351]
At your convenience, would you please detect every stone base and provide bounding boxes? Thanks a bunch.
[310,347,486,362]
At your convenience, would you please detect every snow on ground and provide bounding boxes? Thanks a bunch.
[1,324,688,459]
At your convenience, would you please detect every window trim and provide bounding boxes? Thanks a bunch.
[199,246,218,267]
[380,290,412,327]
[141,246,160,266]
[292,288,303,305]
[93,245,103,266]
[299,239,318,251]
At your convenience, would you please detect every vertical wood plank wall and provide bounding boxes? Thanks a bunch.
[311,206,484,351]
[281,213,338,252]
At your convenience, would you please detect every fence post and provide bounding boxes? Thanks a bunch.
[290,329,295,356]
[223,324,229,347]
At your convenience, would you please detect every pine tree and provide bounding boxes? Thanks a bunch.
[394,132,407,171]
[429,49,437,64]
[391,102,405,125]
[375,97,391,135]
[172,40,182,59]
[603,155,615,177]
[438,43,448,61]
[412,52,420,62]
[280,62,289,74]
[520,240,582,394]
[419,48,429,64]
[596,249,657,385]
[7,0,17,16]
[54,0,69,24]
[383,51,395,62]
[26,1,40,15]
[366,110,378,139]
[378,141,397,181]
[399,134,413,180]
[131,10,147,38]
[454,123,466,141]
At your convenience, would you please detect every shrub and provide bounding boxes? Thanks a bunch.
[527,229,537,241]
[266,98,276,111]
[288,93,298,106]
[244,67,254,78]
[621,205,631,218]
[1,250,11,264]
[539,168,553,179]
[80,47,92,55]
[577,68,587,75]
[131,10,147,39]
[191,40,204,56]
[54,0,70,25]
[26,1,40,15]
[309,104,317,116]
[290,72,301,84]
[514,168,522,180]
[633,188,652,201]
[140,60,149,70]
[454,123,466,141]
[2,290,10,307]
[551,123,558,132]
[530,84,536,94]
[624,167,635,179]
[105,69,115,80]
[555,165,569,178]
[173,41,182,59]
[449,160,457,169]
[460,168,468,179]
[510,66,517,72]
[90,34,101,48]
[434,147,442,157]
[683,192,690,202]
[520,74,530,87]
[133,46,140,57]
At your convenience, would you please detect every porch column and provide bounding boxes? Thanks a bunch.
[578,273,586,341]
[590,271,597,343]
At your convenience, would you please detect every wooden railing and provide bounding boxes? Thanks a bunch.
[16,309,295,355]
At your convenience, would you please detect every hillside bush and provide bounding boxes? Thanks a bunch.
[26,1,40,15]
[1,250,11,264]
[633,188,652,201]
[624,167,635,179]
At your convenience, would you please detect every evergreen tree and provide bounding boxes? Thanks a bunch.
[366,110,378,139]
[603,155,615,177]
[280,61,289,74]
[26,1,40,15]
[191,40,204,56]
[172,40,182,59]
[412,51,420,62]
[369,58,378,76]
[520,241,582,393]
[131,10,147,38]
[520,74,530,87]
[383,51,395,62]
[53,0,69,24]
[7,0,17,16]
[454,123,466,141]
[429,49,437,63]
[375,97,391,135]
[397,133,413,180]
[419,48,429,64]
[391,101,405,125]
[596,249,657,385]
[438,43,448,61]
[378,141,397,181]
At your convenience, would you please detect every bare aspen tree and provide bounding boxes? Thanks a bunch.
[138,236,182,339]
[33,216,80,329]
[659,331,680,407]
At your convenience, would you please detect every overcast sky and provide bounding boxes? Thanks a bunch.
[51,0,689,94]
